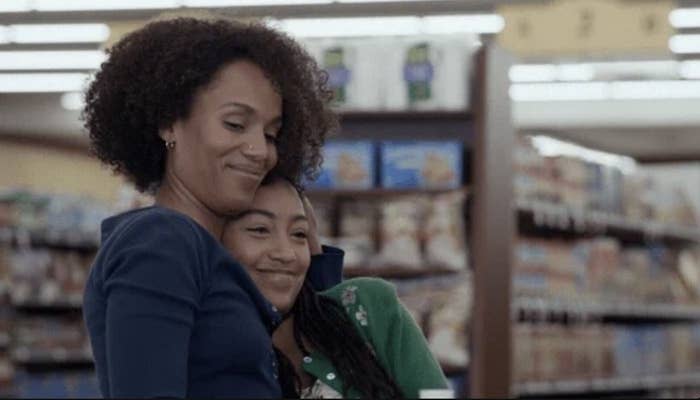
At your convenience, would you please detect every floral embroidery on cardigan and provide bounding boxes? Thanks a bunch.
[355,305,368,326]
[341,286,358,306]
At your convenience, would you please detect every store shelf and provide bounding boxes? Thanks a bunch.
[13,299,82,314]
[344,266,461,280]
[440,362,468,376]
[307,186,468,199]
[12,348,93,368]
[340,110,472,121]
[514,297,700,323]
[516,199,700,244]
[515,372,700,396]
[0,332,10,350]
[0,227,98,253]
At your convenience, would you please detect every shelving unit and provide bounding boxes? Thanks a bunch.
[516,372,700,397]
[517,199,700,244]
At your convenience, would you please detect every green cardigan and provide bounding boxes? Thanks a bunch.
[301,277,449,398]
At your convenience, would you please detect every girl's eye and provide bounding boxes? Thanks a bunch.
[292,231,308,240]
[265,133,279,144]
[247,227,269,235]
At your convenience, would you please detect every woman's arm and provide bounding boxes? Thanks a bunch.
[99,214,204,397]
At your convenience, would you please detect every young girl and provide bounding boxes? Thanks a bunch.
[223,175,449,398]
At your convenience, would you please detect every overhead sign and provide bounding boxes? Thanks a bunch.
[497,0,674,57]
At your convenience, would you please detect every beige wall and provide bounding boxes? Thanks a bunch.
[0,140,124,203]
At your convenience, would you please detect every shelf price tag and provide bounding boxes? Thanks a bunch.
[497,0,674,57]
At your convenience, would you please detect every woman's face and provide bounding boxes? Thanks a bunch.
[222,180,311,314]
[162,60,281,215]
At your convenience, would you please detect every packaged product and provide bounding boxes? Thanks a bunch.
[380,141,462,190]
[373,196,425,269]
[424,190,467,270]
[307,141,376,190]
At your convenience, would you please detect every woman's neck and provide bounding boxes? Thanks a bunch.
[154,172,225,240]
[272,316,315,389]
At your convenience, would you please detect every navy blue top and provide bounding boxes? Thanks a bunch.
[83,206,343,398]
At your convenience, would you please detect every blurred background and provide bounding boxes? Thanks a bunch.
[1,0,700,398]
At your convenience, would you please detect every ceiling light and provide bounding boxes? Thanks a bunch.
[60,92,85,111]
[32,0,180,11]
[7,23,110,44]
[669,34,700,54]
[680,60,700,79]
[182,0,332,5]
[0,1,30,12]
[509,64,594,83]
[0,51,106,70]
[669,8,700,28]
[422,14,505,34]
[511,80,700,102]
[0,26,8,44]
[0,72,91,93]
[510,82,608,101]
[611,80,700,100]
[276,13,504,38]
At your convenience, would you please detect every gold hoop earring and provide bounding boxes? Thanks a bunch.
[165,140,176,150]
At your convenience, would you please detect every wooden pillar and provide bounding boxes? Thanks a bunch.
[469,42,516,398]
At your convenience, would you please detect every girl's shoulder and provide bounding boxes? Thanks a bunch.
[321,277,398,309]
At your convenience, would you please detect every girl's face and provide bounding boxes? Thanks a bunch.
[222,180,311,313]
[161,59,282,215]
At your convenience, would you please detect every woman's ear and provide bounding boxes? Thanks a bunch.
[159,124,176,143]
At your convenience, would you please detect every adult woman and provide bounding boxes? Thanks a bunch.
[82,18,339,398]
[223,175,450,398]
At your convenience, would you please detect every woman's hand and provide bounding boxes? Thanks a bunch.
[302,195,323,256]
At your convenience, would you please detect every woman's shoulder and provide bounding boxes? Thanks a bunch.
[101,206,204,246]
[321,277,398,308]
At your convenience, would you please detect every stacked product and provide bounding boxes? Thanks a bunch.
[8,249,92,306]
[515,136,699,227]
[315,191,468,271]
[514,237,700,306]
[514,323,700,384]
[300,35,479,112]
[393,273,472,370]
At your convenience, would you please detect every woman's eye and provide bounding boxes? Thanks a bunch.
[265,133,279,144]
[225,121,245,131]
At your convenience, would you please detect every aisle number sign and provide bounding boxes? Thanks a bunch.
[497,0,674,57]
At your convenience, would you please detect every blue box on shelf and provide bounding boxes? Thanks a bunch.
[305,140,376,189]
[379,141,463,189]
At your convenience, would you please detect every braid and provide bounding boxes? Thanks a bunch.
[277,281,404,398]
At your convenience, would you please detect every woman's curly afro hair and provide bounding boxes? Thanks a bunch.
[83,17,337,192]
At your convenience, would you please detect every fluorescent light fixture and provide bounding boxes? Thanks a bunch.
[509,64,594,83]
[669,8,700,28]
[680,60,700,79]
[611,80,700,100]
[61,92,85,111]
[509,64,557,82]
[0,1,30,12]
[32,0,179,11]
[511,80,700,102]
[0,51,106,70]
[422,14,505,34]
[7,23,110,44]
[669,34,700,54]
[0,26,8,44]
[183,0,331,5]
[277,16,421,38]
[277,13,504,38]
[510,82,608,101]
[531,135,636,173]
[557,64,595,81]
[0,72,90,93]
